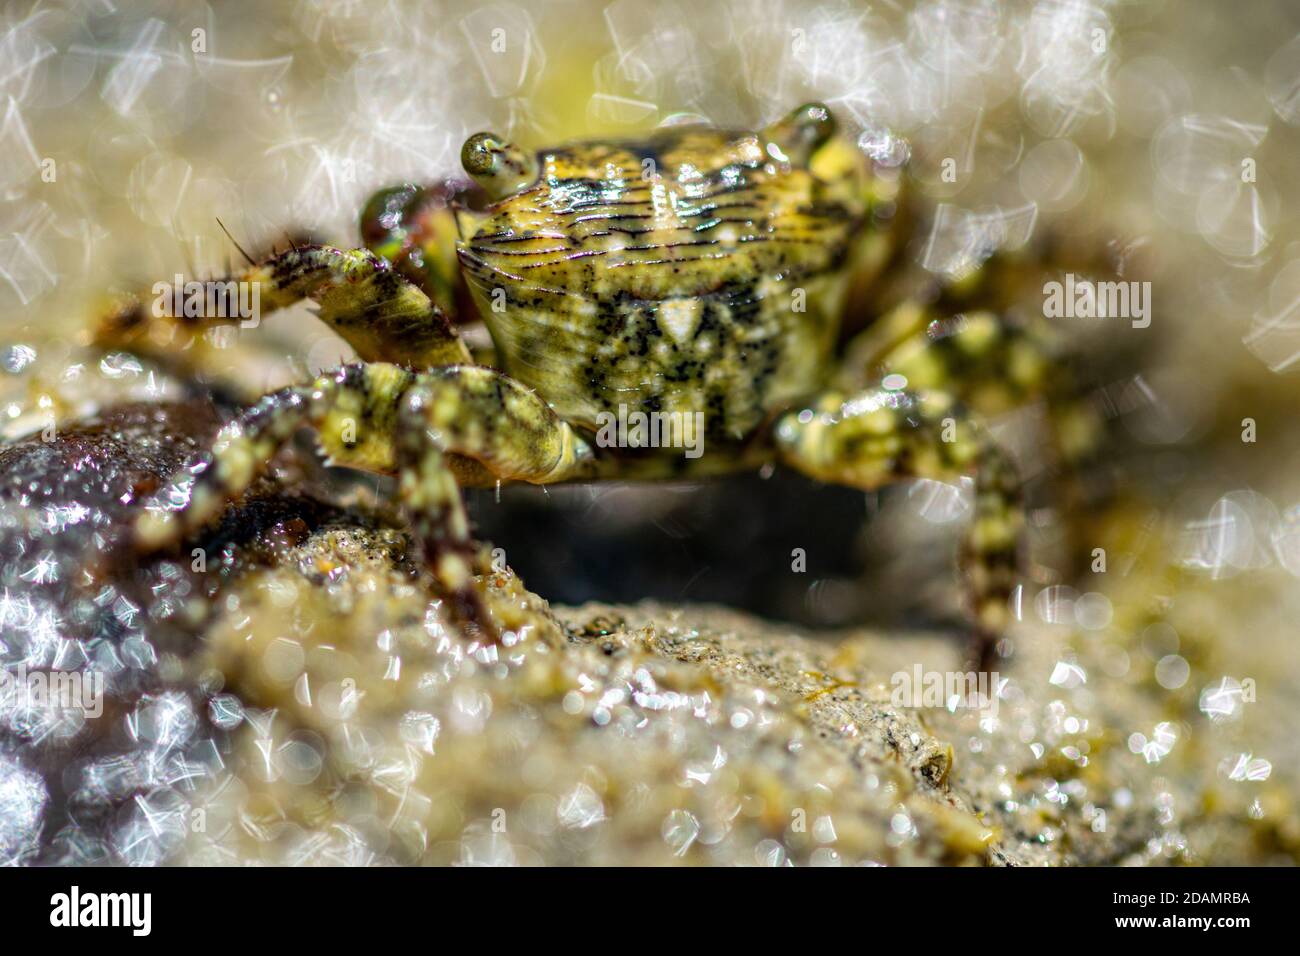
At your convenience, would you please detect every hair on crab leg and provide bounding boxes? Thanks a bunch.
[215,216,257,267]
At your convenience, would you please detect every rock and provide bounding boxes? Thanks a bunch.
[0,347,1296,866]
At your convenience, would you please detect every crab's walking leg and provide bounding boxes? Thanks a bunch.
[773,387,1023,670]
[394,365,595,625]
[97,245,471,370]
[842,303,1106,463]
[844,301,1116,585]
[132,362,594,642]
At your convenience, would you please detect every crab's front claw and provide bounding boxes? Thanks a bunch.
[360,180,484,321]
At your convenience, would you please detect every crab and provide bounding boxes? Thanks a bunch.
[94,103,1086,668]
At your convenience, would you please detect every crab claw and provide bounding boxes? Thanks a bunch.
[460,132,539,201]
[762,102,837,166]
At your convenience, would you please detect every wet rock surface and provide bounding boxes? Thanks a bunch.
[1,356,1296,866]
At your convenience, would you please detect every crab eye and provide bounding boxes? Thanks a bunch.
[461,132,538,201]
[763,102,837,166]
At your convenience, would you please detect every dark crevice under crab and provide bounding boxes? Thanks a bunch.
[95,104,1105,668]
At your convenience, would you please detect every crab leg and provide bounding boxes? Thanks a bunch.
[130,361,594,643]
[842,299,1118,584]
[773,386,1023,670]
[394,365,596,619]
[95,245,471,371]
[840,301,1104,453]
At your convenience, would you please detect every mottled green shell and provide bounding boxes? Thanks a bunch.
[458,126,866,449]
